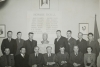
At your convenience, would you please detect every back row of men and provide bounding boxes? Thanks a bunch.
[0,30,100,67]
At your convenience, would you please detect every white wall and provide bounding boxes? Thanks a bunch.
[0,0,100,66]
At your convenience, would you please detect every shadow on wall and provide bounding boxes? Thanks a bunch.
[0,0,9,9]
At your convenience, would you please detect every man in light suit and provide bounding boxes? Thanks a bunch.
[1,31,17,55]
[29,46,44,67]
[54,30,68,54]
[66,30,76,54]
[15,47,29,67]
[15,32,24,55]
[0,48,15,67]
[87,33,100,67]
[76,32,87,54]
[24,32,37,55]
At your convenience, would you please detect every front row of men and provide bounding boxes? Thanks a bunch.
[0,45,96,67]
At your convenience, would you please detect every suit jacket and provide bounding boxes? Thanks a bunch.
[69,52,84,67]
[29,53,44,67]
[15,54,29,67]
[84,53,96,67]
[67,37,76,54]
[15,38,24,55]
[87,40,99,57]
[56,52,69,65]
[54,36,68,54]
[24,39,37,55]
[77,39,87,54]
[0,55,15,67]
[1,38,17,55]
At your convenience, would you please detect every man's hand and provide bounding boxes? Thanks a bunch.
[32,64,37,67]
[47,62,55,65]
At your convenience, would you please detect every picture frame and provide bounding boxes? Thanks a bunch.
[39,0,50,9]
[79,23,89,35]
[0,24,6,38]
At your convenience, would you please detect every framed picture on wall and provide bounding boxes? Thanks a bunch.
[79,23,89,35]
[0,24,6,38]
[39,0,50,9]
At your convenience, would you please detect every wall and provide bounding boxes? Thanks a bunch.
[0,0,100,66]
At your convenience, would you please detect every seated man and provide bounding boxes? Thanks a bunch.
[69,45,84,67]
[56,46,69,67]
[0,48,15,67]
[29,46,44,67]
[43,46,58,67]
[15,47,29,67]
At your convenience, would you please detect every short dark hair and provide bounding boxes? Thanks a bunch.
[67,30,72,33]
[20,47,25,50]
[28,32,34,35]
[7,31,12,34]
[78,32,83,35]
[56,30,61,33]
[87,46,93,52]
[59,45,65,49]
[88,33,93,36]
[17,31,22,35]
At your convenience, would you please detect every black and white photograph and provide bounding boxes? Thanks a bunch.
[0,24,6,38]
[39,0,50,9]
[0,0,100,67]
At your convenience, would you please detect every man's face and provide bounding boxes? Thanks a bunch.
[5,48,10,55]
[7,32,12,38]
[46,47,52,53]
[34,47,39,53]
[73,46,79,53]
[88,35,93,40]
[67,32,71,38]
[29,34,33,40]
[43,34,47,40]
[78,33,83,39]
[17,33,22,39]
[56,31,61,38]
[20,48,26,54]
[60,47,65,52]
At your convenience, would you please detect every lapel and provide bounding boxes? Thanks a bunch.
[56,36,62,42]
[68,37,73,43]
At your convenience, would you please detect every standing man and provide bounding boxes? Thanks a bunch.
[29,46,44,67]
[76,32,87,54]
[54,30,68,54]
[66,30,76,54]
[1,31,17,55]
[69,46,84,67]
[24,32,37,55]
[87,33,100,67]
[15,32,24,55]
[15,47,29,67]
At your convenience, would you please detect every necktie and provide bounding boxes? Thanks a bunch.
[36,54,38,58]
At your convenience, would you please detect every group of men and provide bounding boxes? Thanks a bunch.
[0,30,99,67]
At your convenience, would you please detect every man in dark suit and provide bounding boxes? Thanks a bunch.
[76,32,87,54]
[29,46,44,67]
[0,48,15,67]
[15,47,29,67]
[56,46,69,67]
[87,33,100,67]
[54,30,68,54]
[66,30,76,54]
[24,32,37,55]
[15,32,24,55]
[1,31,17,55]
[43,46,58,67]
[69,46,84,67]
